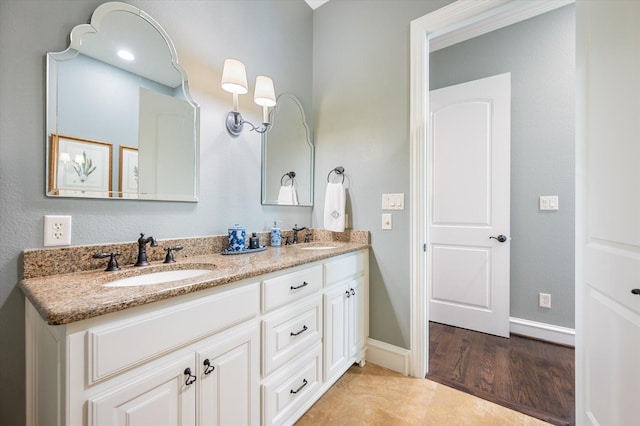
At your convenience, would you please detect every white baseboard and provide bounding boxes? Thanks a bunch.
[510,317,575,347]
[366,338,411,375]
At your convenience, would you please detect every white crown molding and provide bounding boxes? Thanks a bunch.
[305,0,330,10]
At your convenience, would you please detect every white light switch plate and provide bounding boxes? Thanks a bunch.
[382,193,405,210]
[539,196,559,211]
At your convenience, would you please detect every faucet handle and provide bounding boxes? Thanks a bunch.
[163,246,183,264]
[93,252,121,272]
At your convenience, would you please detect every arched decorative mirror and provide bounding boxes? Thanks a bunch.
[261,93,314,206]
[46,1,199,201]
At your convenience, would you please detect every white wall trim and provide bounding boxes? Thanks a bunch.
[429,0,574,52]
[409,0,576,379]
[366,338,411,376]
[510,317,575,347]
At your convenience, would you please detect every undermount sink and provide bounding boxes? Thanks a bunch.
[103,269,212,287]
[297,246,337,250]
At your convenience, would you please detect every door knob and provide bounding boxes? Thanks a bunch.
[489,235,508,243]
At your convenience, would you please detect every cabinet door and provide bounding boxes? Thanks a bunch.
[197,322,260,426]
[347,276,367,360]
[88,353,196,426]
[323,284,349,381]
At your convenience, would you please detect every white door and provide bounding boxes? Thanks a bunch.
[428,73,511,338]
[576,2,640,424]
[138,87,195,197]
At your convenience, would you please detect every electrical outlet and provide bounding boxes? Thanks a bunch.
[44,215,72,246]
[539,293,551,308]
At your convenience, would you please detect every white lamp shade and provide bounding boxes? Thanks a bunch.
[254,76,276,107]
[221,59,248,95]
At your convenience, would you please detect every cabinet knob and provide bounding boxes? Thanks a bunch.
[350,288,356,296]
[345,290,351,298]
[203,359,215,375]
[184,368,196,386]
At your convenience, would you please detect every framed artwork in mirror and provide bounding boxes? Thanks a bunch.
[49,134,112,197]
[119,145,138,198]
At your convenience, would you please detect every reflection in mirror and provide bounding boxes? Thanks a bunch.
[262,94,314,206]
[46,2,199,201]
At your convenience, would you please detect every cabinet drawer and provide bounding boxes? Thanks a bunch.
[262,265,322,312]
[262,343,322,426]
[262,295,322,377]
[324,251,367,287]
[87,282,259,384]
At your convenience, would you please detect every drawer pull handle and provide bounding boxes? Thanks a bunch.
[350,288,356,296]
[184,368,197,386]
[290,378,308,394]
[345,290,351,298]
[203,359,215,375]
[290,281,309,290]
[290,325,308,336]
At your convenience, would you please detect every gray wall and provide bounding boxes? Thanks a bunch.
[312,0,454,348]
[0,1,312,423]
[430,5,575,328]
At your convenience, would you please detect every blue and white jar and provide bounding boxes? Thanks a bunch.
[270,221,281,247]
[228,224,247,252]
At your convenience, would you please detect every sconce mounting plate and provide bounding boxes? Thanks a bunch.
[226,111,244,136]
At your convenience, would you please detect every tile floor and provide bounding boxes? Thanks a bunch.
[296,363,550,425]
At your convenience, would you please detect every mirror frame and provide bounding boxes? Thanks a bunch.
[46,1,200,201]
[261,93,314,207]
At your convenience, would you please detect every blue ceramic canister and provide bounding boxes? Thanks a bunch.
[270,221,281,247]
[228,224,246,252]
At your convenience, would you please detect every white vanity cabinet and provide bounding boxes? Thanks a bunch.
[25,248,369,426]
[26,281,261,426]
[323,251,368,384]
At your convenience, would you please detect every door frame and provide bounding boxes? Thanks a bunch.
[408,0,574,378]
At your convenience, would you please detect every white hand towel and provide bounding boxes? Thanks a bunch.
[277,184,299,205]
[323,182,346,232]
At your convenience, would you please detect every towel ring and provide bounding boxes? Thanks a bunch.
[327,166,345,183]
[281,171,296,186]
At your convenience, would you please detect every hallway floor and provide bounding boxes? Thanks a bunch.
[427,322,575,425]
[296,362,549,425]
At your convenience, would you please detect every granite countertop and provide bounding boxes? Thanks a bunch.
[20,241,369,326]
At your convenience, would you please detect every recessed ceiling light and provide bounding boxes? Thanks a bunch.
[117,49,134,61]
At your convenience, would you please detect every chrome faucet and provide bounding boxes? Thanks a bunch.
[292,224,308,244]
[135,233,158,266]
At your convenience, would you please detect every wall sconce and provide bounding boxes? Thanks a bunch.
[221,58,276,136]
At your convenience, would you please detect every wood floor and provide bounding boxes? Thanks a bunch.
[427,322,575,426]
